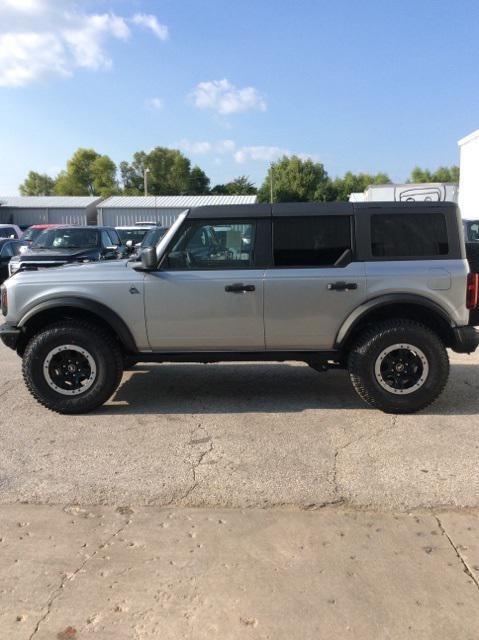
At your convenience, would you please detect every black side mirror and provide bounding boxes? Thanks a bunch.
[139,246,157,271]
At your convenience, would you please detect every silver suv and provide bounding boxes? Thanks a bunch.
[1,202,478,414]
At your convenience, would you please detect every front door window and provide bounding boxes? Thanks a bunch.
[164,221,256,270]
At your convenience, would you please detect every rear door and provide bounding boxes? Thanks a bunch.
[264,204,366,350]
[144,217,268,351]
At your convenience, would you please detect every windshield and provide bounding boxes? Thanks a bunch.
[116,228,149,244]
[22,227,46,242]
[0,227,16,239]
[141,227,167,248]
[33,228,99,249]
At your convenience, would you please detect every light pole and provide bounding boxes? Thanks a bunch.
[270,162,274,203]
[144,167,150,197]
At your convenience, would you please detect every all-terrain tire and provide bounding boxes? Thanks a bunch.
[22,320,124,414]
[348,319,449,414]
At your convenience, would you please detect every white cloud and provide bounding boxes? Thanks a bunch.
[191,79,266,115]
[63,14,130,71]
[0,1,167,87]
[132,14,168,40]
[4,0,46,12]
[0,32,68,86]
[175,138,314,168]
[178,139,236,155]
[145,97,164,110]
[234,146,289,163]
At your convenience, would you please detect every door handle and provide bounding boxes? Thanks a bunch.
[327,281,358,291]
[225,283,256,293]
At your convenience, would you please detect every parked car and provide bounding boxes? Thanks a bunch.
[0,224,22,240]
[0,239,28,284]
[115,223,156,253]
[130,225,169,257]
[21,224,62,244]
[1,202,478,415]
[8,226,124,276]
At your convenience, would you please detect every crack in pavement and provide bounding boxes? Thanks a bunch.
[331,414,399,501]
[28,517,132,639]
[169,423,216,505]
[434,514,479,594]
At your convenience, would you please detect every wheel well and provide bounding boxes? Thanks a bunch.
[17,306,127,357]
[340,303,454,353]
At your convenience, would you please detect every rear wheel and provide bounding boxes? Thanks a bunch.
[22,321,123,414]
[348,320,449,413]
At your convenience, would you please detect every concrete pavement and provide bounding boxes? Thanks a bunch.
[1,344,479,638]
[1,505,479,640]
[0,344,478,509]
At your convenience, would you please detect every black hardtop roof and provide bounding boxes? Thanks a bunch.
[187,201,458,219]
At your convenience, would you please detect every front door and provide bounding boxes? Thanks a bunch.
[144,219,265,351]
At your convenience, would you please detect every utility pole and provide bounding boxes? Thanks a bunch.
[270,162,274,203]
[144,167,150,197]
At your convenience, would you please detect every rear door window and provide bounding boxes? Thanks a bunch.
[273,216,352,267]
[0,227,16,239]
[371,213,448,257]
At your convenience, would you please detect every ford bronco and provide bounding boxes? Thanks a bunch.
[1,202,478,414]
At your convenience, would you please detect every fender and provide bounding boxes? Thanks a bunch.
[18,297,138,353]
[335,293,456,348]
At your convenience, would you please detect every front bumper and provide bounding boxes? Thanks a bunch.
[450,326,479,353]
[0,323,21,350]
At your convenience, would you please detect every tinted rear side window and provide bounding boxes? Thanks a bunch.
[273,216,351,267]
[0,227,16,239]
[371,213,448,258]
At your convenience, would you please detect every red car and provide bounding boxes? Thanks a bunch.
[21,224,62,244]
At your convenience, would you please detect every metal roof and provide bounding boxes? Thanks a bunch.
[98,195,258,208]
[0,196,102,208]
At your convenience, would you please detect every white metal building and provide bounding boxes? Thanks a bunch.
[97,195,258,227]
[0,196,101,226]
[458,129,479,220]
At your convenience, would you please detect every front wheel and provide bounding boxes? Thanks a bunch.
[348,320,449,413]
[22,321,124,414]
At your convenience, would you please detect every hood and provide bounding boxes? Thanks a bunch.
[14,247,98,261]
[10,258,134,285]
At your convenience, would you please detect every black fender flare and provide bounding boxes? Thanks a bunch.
[335,293,456,348]
[18,297,138,353]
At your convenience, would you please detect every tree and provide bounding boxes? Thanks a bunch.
[54,148,118,196]
[409,166,460,183]
[119,147,207,196]
[258,156,330,203]
[329,172,391,201]
[19,171,55,196]
[211,175,257,195]
[189,166,210,194]
[119,157,144,194]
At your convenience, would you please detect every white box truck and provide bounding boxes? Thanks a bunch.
[363,182,459,203]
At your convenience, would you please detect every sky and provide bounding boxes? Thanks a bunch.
[0,0,478,195]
